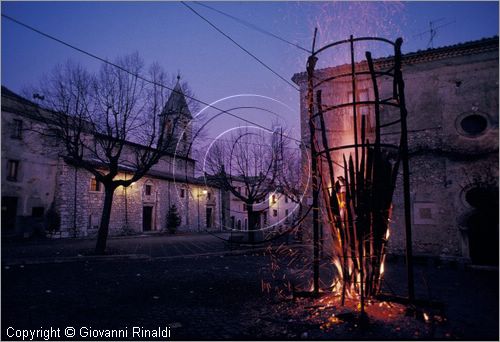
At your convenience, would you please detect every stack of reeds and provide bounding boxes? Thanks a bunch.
[314,52,402,313]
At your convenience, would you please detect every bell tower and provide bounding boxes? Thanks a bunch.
[160,75,192,157]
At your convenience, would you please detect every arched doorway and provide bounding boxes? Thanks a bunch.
[465,186,499,265]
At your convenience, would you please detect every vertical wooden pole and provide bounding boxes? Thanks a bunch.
[395,37,415,303]
[307,28,320,296]
[350,35,360,174]
[349,34,364,316]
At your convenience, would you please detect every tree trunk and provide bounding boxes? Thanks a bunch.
[95,184,116,254]
[247,203,259,243]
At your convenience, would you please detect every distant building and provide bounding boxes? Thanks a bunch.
[292,37,499,264]
[226,181,297,232]
[204,174,299,235]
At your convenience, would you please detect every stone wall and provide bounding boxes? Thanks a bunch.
[55,164,222,237]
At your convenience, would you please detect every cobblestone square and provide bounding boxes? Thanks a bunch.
[2,235,498,340]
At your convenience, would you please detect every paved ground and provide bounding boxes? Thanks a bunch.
[2,234,499,340]
[2,255,269,340]
[2,233,243,264]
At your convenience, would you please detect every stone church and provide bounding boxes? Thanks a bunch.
[292,37,499,264]
[1,81,223,238]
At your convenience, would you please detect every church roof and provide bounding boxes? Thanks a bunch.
[161,77,192,119]
[292,36,499,84]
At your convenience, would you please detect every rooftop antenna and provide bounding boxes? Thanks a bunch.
[414,18,455,48]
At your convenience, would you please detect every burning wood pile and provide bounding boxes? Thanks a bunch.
[321,114,399,305]
[304,35,414,318]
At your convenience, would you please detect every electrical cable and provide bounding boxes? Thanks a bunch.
[1,13,302,143]
[2,13,344,172]
[180,2,300,92]
[192,1,311,53]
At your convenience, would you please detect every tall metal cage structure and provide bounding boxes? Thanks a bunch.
[306,34,415,310]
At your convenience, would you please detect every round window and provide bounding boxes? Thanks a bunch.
[461,115,488,136]
[456,112,489,137]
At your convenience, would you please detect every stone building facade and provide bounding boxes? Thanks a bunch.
[2,89,61,237]
[1,83,223,238]
[292,37,499,264]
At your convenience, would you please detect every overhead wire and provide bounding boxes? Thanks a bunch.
[1,13,300,141]
[192,1,311,54]
[2,13,344,169]
[196,135,303,150]
[180,1,300,92]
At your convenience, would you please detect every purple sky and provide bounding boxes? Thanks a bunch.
[2,1,498,142]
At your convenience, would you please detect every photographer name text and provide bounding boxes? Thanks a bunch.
[6,326,171,340]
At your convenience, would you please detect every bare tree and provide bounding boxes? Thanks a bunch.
[204,127,279,242]
[32,54,190,254]
[275,128,307,209]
